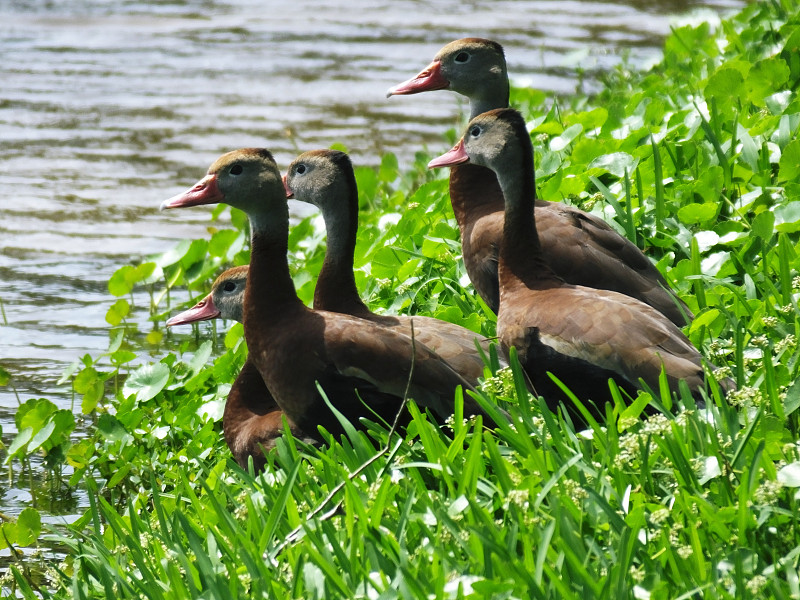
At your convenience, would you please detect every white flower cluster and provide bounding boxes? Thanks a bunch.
[776,334,797,353]
[725,385,764,408]
[761,316,779,328]
[479,366,516,397]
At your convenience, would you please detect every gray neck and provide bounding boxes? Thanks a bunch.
[470,97,502,120]
[320,199,353,263]
[468,80,510,119]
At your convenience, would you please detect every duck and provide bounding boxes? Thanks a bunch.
[388,38,692,326]
[429,109,724,411]
[161,149,497,438]
[283,149,504,386]
[166,266,314,471]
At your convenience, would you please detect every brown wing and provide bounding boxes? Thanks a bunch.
[499,285,704,396]
[536,202,693,326]
[333,305,502,387]
[249,311,496,436]
[384,314,502,386]
[320,313,489,421]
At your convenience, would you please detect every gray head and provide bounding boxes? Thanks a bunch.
[161,148,286,233]
[166,266,248,326]
[387,38,509,118]
[429,108,529,174]
[284,149,356,212]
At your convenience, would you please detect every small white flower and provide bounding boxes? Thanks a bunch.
[761,316,778,328]
[746,575,768,595]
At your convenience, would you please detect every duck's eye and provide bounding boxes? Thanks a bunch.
[223,281,237,292]
[230,164,243,176]
[469,125,481,138]
[454,51,470,63]
[295,164,307,175]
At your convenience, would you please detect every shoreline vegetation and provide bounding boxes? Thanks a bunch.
[3,0,800,597]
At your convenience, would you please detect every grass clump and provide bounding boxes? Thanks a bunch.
[3,0,800,598]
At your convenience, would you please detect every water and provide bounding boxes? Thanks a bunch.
[1,0,743,512]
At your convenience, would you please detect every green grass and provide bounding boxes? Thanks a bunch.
[3,0,800,598]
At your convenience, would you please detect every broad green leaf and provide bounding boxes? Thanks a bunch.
[550,124,583,152]
[778,139,800,182]
[110,350,137,366]
[677,203,718,225]
[14,508,41,547]
[107,328,124,354]
[154,239,192,268]
[751,210,775,240]
[73,366,100,395]
[0,366,9,386]
[27,420,55,453]
[123,363,170,402]
[81,379,105,414]
[588,152,638,178]
[105,298,130,326]
[224,322,245,350]
[49,410,75,446]
[766,90,793,115]
[355,166,378,202]
[746,57,790,105]
[570,137,620,165]
[697,456,722,484]
[530,120,564,135]
[180,239,209,269]
[187,340,213,376]
[96,413,131,443]
[737,123,759,172]
[784,379,800,416]
[0,524,12,549]
[536,151,562,178]
[135,262,156,284]
[7,427,33,457]
[16,398,57,431]
[208,229,241,259]
[688,308,721,335]
[108,265,137,297]
[567,107,608,130]
[705,67,745,102]
[694,230,720,253]
[107,463,132,488]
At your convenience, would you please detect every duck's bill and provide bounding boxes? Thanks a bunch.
[160,174,223,210]
[427,139,469,168]
[385,61,449,97]
[282,174,294,198]
[166,295,221,327]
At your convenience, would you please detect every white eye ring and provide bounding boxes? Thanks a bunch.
[469,125,481,138]
[454,51,470,64]
[295,164,307,175]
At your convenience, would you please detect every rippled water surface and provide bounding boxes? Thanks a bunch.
[1,0,744,504]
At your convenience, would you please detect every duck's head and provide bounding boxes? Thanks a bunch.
[166,265,249,326]
[386,38,508,115]
[283,149,356,214]
[161,149,284,217]
[428,108,527,172]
